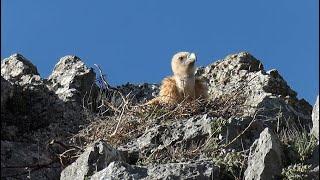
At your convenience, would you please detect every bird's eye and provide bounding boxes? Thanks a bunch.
[179,56,184,61]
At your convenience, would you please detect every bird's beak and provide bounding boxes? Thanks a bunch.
[187,53,196,63]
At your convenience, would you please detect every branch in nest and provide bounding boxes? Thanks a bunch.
[94,64,126,102]
[1,160,59,179]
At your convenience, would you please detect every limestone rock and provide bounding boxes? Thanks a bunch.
[311,96,319,140]
[1,54,39,83]
[145,161,218,180]
[90,161,148,180]
[197,52,312,130]
[47,55,97,103]
[90,161,218,180]
[1,54,62,133]
[244,128,283,180]
[119,114,213,163]
[60,140,125,180]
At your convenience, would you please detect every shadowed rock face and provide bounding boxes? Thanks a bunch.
[1,140,62,180]
[1,77,13,111]
[1,54,63,133]
[1,52,316,179]
[1,54,99,179]
[1,54,98,136]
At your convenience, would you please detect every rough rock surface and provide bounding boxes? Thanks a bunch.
[1,53,39,84]
[60,140,125,180]
[1,54,96,139]
[119,114,213,162]
[311,95,319,140]
[90,161,148,180]
[1,54,62,133]
[145,161,218,180]
[90,161,218,180]
[244,128,283,180]
[1,52,315,179]
[1,54,100,179]
[47,55,97,103]
[197,52,312,129]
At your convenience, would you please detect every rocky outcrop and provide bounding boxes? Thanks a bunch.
[1,54,62,133]
[47,55,97,103]
[1,54,101,179]
[1,53,39,84]
[311,95,319,140]
[1,54,97,138]
[197,52,312,129]
[1,52,315,179]
[244,128,283,180]
[63,140,218,180]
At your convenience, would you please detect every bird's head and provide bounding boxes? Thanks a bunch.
[171,52,197,77]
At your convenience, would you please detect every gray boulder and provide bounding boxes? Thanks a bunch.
[60,140,125,180]
[244,128,283,180]
[311,96,319,140]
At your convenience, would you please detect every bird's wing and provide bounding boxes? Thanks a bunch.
[195,78,208,100]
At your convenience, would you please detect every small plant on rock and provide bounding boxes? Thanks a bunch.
[281,163,312,180]
[280,125,317,163]
[212,150,247,180]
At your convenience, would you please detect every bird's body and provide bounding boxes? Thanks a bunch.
[147,52,208,105]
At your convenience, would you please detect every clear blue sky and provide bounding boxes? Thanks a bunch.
[1,0,319,103]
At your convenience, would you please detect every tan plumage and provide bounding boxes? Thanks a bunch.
[147,52,208,105]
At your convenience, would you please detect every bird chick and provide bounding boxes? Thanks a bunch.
[147,52,208,105]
